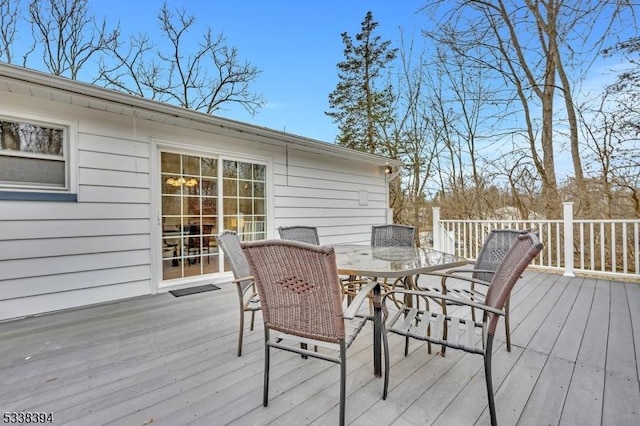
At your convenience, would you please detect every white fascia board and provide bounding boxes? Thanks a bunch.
[0,63,401,168]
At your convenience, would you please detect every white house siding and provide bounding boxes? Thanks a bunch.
[0,95,153,321]
[272,148,388,245]
[0,67,396,321]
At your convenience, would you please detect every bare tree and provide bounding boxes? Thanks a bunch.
[603,37,640,134]
[25,0,118,79]
[97,3,264,115]
[383,33,442,231]
[422,0,633,218]
[95,32,157,97]
[413,39,507,221]
[437,45,500,217]
[0,0,19,63]
[492,146,540,220]
[580,47,640,219]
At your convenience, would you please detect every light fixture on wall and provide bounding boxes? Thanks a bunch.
[165,177,198,187]
[384,164,401,181]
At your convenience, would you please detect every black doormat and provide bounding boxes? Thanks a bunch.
[169,284,221,297]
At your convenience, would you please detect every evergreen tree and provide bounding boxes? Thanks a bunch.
[326,11,397,155]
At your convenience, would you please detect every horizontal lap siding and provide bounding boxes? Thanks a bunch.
[0,282,149,320]
[0,91,392,320]
[273,149,388,245]
[0,119,153,320]
[0,234,149,260]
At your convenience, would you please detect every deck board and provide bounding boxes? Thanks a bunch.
[559,362,604,426]
[577,279,610,369]
[550,277,594,362]
[606,281,637,379]
[0,271,639,425]
[509,273,567,349]
[485,348,547,425]
[431,346,523,426]
[517,354,574,426]
[602,280,640,426]
[627,282,640,380]
[602,370,640,426]
[392,345,481,424]
[527,275,580,354]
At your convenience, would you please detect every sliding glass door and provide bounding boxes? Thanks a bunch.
[160,151,266,282]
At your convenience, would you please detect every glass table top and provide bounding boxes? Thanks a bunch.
[333,245,467,278]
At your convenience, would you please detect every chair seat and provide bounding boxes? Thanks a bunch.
[415,228,525,354]
[419,285,487,306]
[247,296,261,311]
[386,305,485,355]
[270,314,369,361]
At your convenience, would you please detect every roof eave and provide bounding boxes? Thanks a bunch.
[0,63,402,167]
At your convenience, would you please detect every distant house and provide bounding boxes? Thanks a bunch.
[0,63,400,321]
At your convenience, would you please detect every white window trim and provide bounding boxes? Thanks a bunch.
[0,109,78,194]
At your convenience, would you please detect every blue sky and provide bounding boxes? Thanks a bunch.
[11,1,630,150]
[90,0,426,143]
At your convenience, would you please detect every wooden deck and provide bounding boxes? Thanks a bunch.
[1,271,639,425]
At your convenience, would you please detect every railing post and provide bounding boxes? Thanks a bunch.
[563,202,575,277]
[433,207,441,251]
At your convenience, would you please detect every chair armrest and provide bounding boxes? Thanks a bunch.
[443,267,474,274]
[233,275,253,283]
[383,288,505,317]
[344,280,378,319]
[417,271,492,290]
[443,268,495,287]
[445,268,495,276]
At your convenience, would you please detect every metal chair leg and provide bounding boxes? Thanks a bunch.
[404,335,410,356]
[505,296,511,352]
[237,318,244,356]
[484,334,497,426]
[339,342,346,426]
[382,323,391,400]
[263,331,271,407]
[440,299,448,356]
[238,288,245,357]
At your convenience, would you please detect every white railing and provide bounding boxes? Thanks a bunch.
[432,203,640,281]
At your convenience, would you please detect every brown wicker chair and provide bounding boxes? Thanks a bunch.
[277,226,363,303]
[216,230,260,356]
[277,226,320,245]
[370,224,417,298]
[418,229,526,352]
[241,239,376,426]
[381,232,543,426]
[371,224,415,247]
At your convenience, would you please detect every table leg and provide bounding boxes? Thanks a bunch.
[404,275,416,308]
[372,281,382,377]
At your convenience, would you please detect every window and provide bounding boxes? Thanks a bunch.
[160,151,267,281]
[0,117,68,190]
[222,159,266,242]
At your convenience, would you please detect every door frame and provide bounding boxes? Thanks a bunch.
[150,137,273,292]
